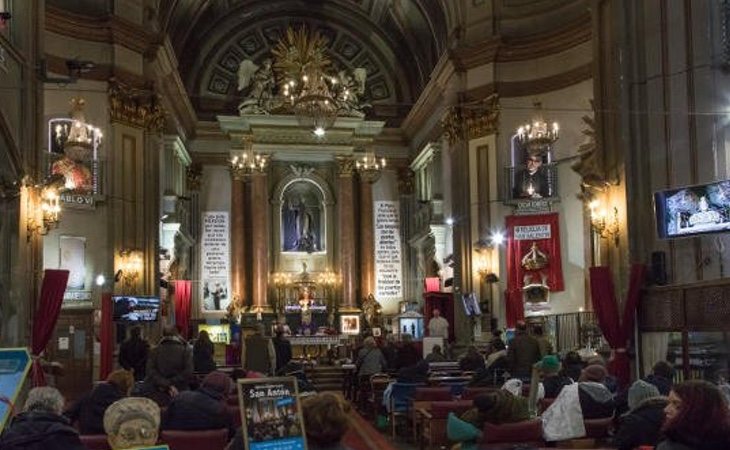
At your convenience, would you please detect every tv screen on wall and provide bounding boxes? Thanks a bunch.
[654,179,730,239]
[112,295,160,322]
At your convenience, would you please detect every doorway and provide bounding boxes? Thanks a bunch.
[46,308,95,402]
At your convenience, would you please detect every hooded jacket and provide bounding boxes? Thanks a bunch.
[65,382,125,434]
[0,411,86,450]
[612,397,667,450]
[146,336,193,390]
[578,381,615,419]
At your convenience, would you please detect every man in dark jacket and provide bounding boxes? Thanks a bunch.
[272,327,293,375]
[242,323,276,375]
[612,380,667,450]
[146,326,193,394]
[119,326,149,381]
[162,370,234,437]
[0,387,85,450]
[506,321,541,380]
[65,369,134,434]
[645,360,674,395]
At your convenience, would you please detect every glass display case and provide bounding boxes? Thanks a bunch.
[666,331,729,382]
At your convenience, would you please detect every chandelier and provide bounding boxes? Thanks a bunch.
[230,134,268,178]
[355,149,386,184]
[516,102,559,155]
[273,28,352,136]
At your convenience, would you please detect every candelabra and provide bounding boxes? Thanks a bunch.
[516,102,559,155]
[317,270,340,326]
[589,201,620,244]
[230,134,268,179]
[355,150,386,184]
[271,272,292,317]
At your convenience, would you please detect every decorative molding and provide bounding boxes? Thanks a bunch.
[45,54,147,88]
[397,167,415,196]
[45,5,156,55]
[335,156,355,176]
[186,163,203,191]
[108,79,166,131]
[441,94,500,144]
[571,100,613,199]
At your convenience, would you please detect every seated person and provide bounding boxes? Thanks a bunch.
[560,350,584,382]
[470,347,508,387]
[162,371,234,437]
[537,355,572,398]
[486,329,506,355]
[459,389,530,428]
[65,369,134,434]
[578,364,616,419]
[587,356,619,393]
[645,360,674,395]
[0,387,85,450]
[396,359,430,383]
[612,380,666,450]
[104,397,160,450]
[301,393,351,450]
[394,334,421,370]
[425,344,447,363]
[460,345,486,372]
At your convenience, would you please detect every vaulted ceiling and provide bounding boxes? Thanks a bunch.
[158,0,450,125]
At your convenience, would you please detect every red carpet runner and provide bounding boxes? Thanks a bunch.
[342,409,397,450]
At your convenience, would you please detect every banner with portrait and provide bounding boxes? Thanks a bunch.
[200,211,230,312]
[505,213,563,326]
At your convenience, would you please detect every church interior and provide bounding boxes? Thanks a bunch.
[0,0,729,449]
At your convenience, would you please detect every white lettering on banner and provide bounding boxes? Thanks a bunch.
[200,211,231,311]
[374,201,403,302]
[514,224,552,240]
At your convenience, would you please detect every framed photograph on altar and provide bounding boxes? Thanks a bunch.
[371,327,382,337]
[340,314,360,335]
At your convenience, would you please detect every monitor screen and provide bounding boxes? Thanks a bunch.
[654,179,730,239]
[112,295,160,322]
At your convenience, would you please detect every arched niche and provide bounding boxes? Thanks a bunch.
[271,168,335,273]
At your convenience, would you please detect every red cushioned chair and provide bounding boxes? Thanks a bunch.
[414,386,453,401]
[226,404,242,428]
[584,416,614,439]
[161,428,228,450]
[418,400,473,449]
[461,387,499,400]
[481,419,545,449]
[79,434,111,450]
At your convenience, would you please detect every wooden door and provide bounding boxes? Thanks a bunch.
[46,308,95,402]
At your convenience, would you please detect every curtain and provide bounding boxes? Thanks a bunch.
[31,269,69,387]
[589,264,646,388]
[99,292,113,380]
[505,213,564,327]
[641,332,670,377]
[174,280,192,339]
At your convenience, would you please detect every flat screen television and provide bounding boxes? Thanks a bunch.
[654,179,730,239]
[112,295,160,322]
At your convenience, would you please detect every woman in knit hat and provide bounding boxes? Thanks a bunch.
[612,380,667,450]
[537,355,572,398]
[65,369,134,434]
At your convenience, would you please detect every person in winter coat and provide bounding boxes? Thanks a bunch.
[459,389,530,428]
[460,345,486,372]
[577,364,616,419]
[612,380,667,450]
[193,330,217,374]
[272,327,293,375]
[65,369,134,434]
[162,370,234,438]
[538,355,572,398]
[0,386,86,450]
[394,334,421,370]
[146,326,193,394]
[645,360,674,396]
[657,380,730,450]
[241,323,277,375]
[506,321,541,380]
[119,326,149,381]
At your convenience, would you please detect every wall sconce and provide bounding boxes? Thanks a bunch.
[115,249,143,292]
[26,183,62,240]
[473,239,500,283]
[589,201,620,244]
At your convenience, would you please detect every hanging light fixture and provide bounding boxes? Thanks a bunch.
[516,101,559,155]
[355,148,386,184]
[230,134,269,178]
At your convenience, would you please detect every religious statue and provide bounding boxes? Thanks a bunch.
[237,58,276,114]
[282,189,320,253]
[335,67,369,117]
[361,293,382,328]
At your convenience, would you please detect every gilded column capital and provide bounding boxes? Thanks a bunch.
[108,78,165,131]
[335,156,355,176]
[442,94,500,144]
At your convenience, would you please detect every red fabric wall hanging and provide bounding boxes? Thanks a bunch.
[31,269,69,387]
[173,280,192,339]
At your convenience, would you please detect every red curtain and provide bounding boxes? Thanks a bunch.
[174,280,192,339]
[31,269,69,387]
[99,292,113,380]
[589,264,646,388]
[505,213,564,327]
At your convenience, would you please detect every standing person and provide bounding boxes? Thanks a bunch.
[506,321,541,380]
[119,326,149,381]
[533,324,553,357]
[241,323,276,375]
[0,387,86,450]
[356,336,386,379]
[146,326,193,396]
[65,369,134,434]
[193,330,217,374]
[428,308,449,340]
[272,326,293,374]
[657,380,730,450]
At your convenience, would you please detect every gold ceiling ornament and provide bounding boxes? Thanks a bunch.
[335,156,355,176]
[271,27,333,82]
[108,79,165,131]
[441,94,500,145]
[572,99,613,200]
[186,163,203,191]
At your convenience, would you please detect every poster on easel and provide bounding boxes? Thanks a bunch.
[237,377,308,450]
[0,348,32,433]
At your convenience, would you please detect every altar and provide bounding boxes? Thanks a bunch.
[289,334,347,358]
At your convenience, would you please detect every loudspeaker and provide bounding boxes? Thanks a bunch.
[651,251,668,285]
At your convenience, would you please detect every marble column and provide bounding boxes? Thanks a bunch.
[358,176,376,301]
[230,172,247,306]
[336,157,357,310]
[250,172,269,312]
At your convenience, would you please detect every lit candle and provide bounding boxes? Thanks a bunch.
[527,183,535,197]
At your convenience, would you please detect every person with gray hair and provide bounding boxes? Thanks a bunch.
[0,386,85,450]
